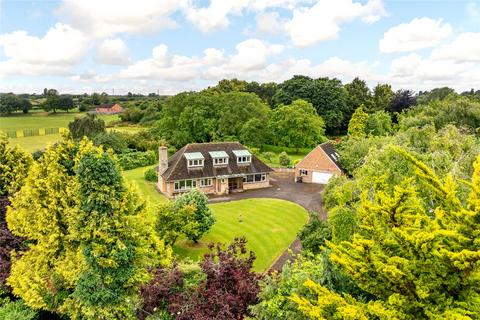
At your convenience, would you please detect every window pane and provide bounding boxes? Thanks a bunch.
[180,181,185,188]
[262,174,266,181]
[255,174,262,182]
[192,180,196,187]
[247,175,254,182]
[186,180,192,187]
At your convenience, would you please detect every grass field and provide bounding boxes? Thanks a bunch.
[0,112,119,131]
[262,152,308,168]
[1,112,145,152]
[122,165,308,272]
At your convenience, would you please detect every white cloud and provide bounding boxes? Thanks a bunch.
[388,53,479,90]
[185,0,247,33]
[95,38,130,65]
[285,0,386,47]
[255,11,283,35]
[379,17,452,53]
[71,70,112,83]
[57,0,184,37]
[119,44,203,81]
[0,23,88,77]
[467,2,480,21]
[185,0,309,33]
[431,33,480,62]
[203,39,284,79]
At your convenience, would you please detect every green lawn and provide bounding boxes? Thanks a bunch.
[122,165,308,272]
[0,112,119,131]
[261,152,308,168]
[8,134,62,153]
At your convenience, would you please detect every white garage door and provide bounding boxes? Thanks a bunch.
[312,172,333,184]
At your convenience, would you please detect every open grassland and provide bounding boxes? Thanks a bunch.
[1,112,145,152]
[122,165,308,272]
[0,112,119,131]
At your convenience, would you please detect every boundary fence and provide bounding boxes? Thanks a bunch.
[2,127,65,138]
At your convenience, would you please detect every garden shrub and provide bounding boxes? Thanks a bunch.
[262,151,275,162]
[0,300,38,320]
[117,150,156,170]
[144,167,158,182]
[278,151,291,167]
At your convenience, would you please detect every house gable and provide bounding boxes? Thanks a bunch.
[295,143,343,173]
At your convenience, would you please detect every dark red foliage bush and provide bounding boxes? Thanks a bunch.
[0,196,26,289]
[141,237,262,320]
[139,266,184,319]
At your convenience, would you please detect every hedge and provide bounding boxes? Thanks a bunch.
[117,150,156,170]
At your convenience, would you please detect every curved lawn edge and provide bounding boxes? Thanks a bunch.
[173,198,308,272]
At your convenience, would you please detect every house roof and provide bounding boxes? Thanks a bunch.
[161,142,274,181]
[295,142,343,173]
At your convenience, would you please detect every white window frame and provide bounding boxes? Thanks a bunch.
[213,157,229,166]
[299,169,308,176]
[237,156,251,164]
[199,178,213,187]
[243,173,266,183]
[174,179,197,191]
[188,159,204,168]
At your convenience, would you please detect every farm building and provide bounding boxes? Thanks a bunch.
[95,103,123,114]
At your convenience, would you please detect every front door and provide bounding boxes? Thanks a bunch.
[228,178,240,190]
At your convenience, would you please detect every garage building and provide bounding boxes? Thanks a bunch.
[295,142,343,184]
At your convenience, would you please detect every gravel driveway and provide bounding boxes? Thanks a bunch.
[209,171,325,272]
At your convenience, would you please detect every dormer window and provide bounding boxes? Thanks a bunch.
[233,149,252,164]
[209,151,229,166]
[185,152,205,168]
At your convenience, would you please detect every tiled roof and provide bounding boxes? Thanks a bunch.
[319,143,343,170]
[161,142,274,181]
[295,142,343,173]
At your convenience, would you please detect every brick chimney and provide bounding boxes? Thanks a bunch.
[158,146,168,175]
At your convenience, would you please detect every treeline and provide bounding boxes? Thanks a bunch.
[120,76,479,151]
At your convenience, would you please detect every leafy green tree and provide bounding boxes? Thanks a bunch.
[298,213,332,254]
[216,92,270,139]
[417,87,456,105]
[347,105,368,137]
[365,110,393,136]
[173,189,215,243]
[388,89,417,116]
[68,114,106,140]
[18,98,32,114]
[269,100,326,151]
[92,131,128,154]
[43,89,60,113]
[292,149,480,319]
[273,76,348,132]
[155,203,198,246]
[57,95,74,112]
[0,94,21,114]
[6,136,171,319]
[0,300,39,320]
[240,118,271,148]
[371,83,394,112]
[344,77,372,116]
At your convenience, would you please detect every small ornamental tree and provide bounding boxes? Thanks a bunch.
[6,135,171,319]
[68,114,106,140]
[347,105,368,137]
[155,203,198,246]
[292,148,480,319]
[173,189,215,243]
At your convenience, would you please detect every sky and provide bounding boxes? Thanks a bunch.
[0,0,479,95]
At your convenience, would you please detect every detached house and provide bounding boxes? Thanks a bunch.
[295,142,343,184]
[157,142,274,197]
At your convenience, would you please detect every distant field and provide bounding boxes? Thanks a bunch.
[0,112,119,131]
[122,165,308,272]
[1,112,145,152]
